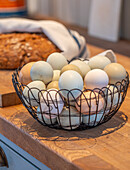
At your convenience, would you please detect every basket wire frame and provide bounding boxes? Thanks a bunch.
[12,68,129,131]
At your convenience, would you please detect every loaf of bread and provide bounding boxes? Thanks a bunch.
[0,33,61,69]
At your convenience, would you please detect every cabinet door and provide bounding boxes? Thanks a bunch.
[0,134,50,170]
[88,0,122,42]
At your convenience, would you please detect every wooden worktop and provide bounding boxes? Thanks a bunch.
[0,44,130,170]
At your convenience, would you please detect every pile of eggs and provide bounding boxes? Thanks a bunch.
[19,52,127,130]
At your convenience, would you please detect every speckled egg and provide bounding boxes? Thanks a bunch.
[19,62,35,85]
[88,55,111,70]
[60,64,82,77]
[58,70,83,100]
[47,81,59,90]
[75,91,104,114]
[47,52,68,70]
[57,107,82,130]
[40,89,64,118]
[70,60,91,78]
[104,63,126,84]
[52,70,61,81]
[37,106,57,125]
[84,69,109,90]
[23,80,46,106]
[30,61,53,84]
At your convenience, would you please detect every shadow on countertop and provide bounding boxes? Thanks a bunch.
[18,110,128,142]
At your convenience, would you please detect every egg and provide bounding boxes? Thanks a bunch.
[104,63,126,84]
[104,85,122,108]
[22,81,46,106]
[19,62,35,85]
[30,61,53,84]
[70,60,91,78]
[60,64,82,77]
[52,70,61,81]
[82,110,104,126]
[37,106,57,125]
[67,86,86,107]
[84,69,109,90]
[88,55,111,70]
[57,106,82,130]
[47,52,68,70]
[40,89,64,118]
[58,70,83,100]
[47,81,59,90]
[75,91,104,114]
[65,88,87,107]
[105,85,118,94]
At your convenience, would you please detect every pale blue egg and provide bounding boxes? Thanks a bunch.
[47,52,68,70]
[30,61,53,84]
[58,70,83,100]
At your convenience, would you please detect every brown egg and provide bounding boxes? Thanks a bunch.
[60,64,82,77]
[19,62,35,85]
[104,63,126,84]
[47,81,59,90]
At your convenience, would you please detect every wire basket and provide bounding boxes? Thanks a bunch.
[12,67,129,130]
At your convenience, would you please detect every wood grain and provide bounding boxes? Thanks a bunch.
[73,155,118,170]
[0,45,130,170]
[0,70,21,107]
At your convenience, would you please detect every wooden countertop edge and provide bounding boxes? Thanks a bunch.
[0,113,119,170]
[0,115,82,170]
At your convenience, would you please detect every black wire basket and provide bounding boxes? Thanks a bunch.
[12,67,129,131]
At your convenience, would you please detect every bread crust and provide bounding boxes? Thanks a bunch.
[0,33,60,69]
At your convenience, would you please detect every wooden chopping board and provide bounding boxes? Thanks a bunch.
[0,70,21,107]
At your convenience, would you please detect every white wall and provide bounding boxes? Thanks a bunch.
[27,0,130,40]
[88,0,122,42]
[27,0,91,28]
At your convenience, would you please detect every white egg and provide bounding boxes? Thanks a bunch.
[52,70,61,81]
[22,81,46,106]
[82,110,104,126]
[30,61,53,84]
[70,60,91,78]
[47,52,68,70]
[40,89,64,118]
[84,69,109,90]
[88,55,111,70]
[37,106,57,125]
[57,107,82,130]
[75,91,104,114]
[105,85,118,93]
[58,70,83,100]
[104,85,122,108]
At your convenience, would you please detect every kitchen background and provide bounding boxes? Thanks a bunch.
[27,0,130,41]
[0,0,129,56]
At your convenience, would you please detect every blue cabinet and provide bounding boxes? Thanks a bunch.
[0,134,50,170]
